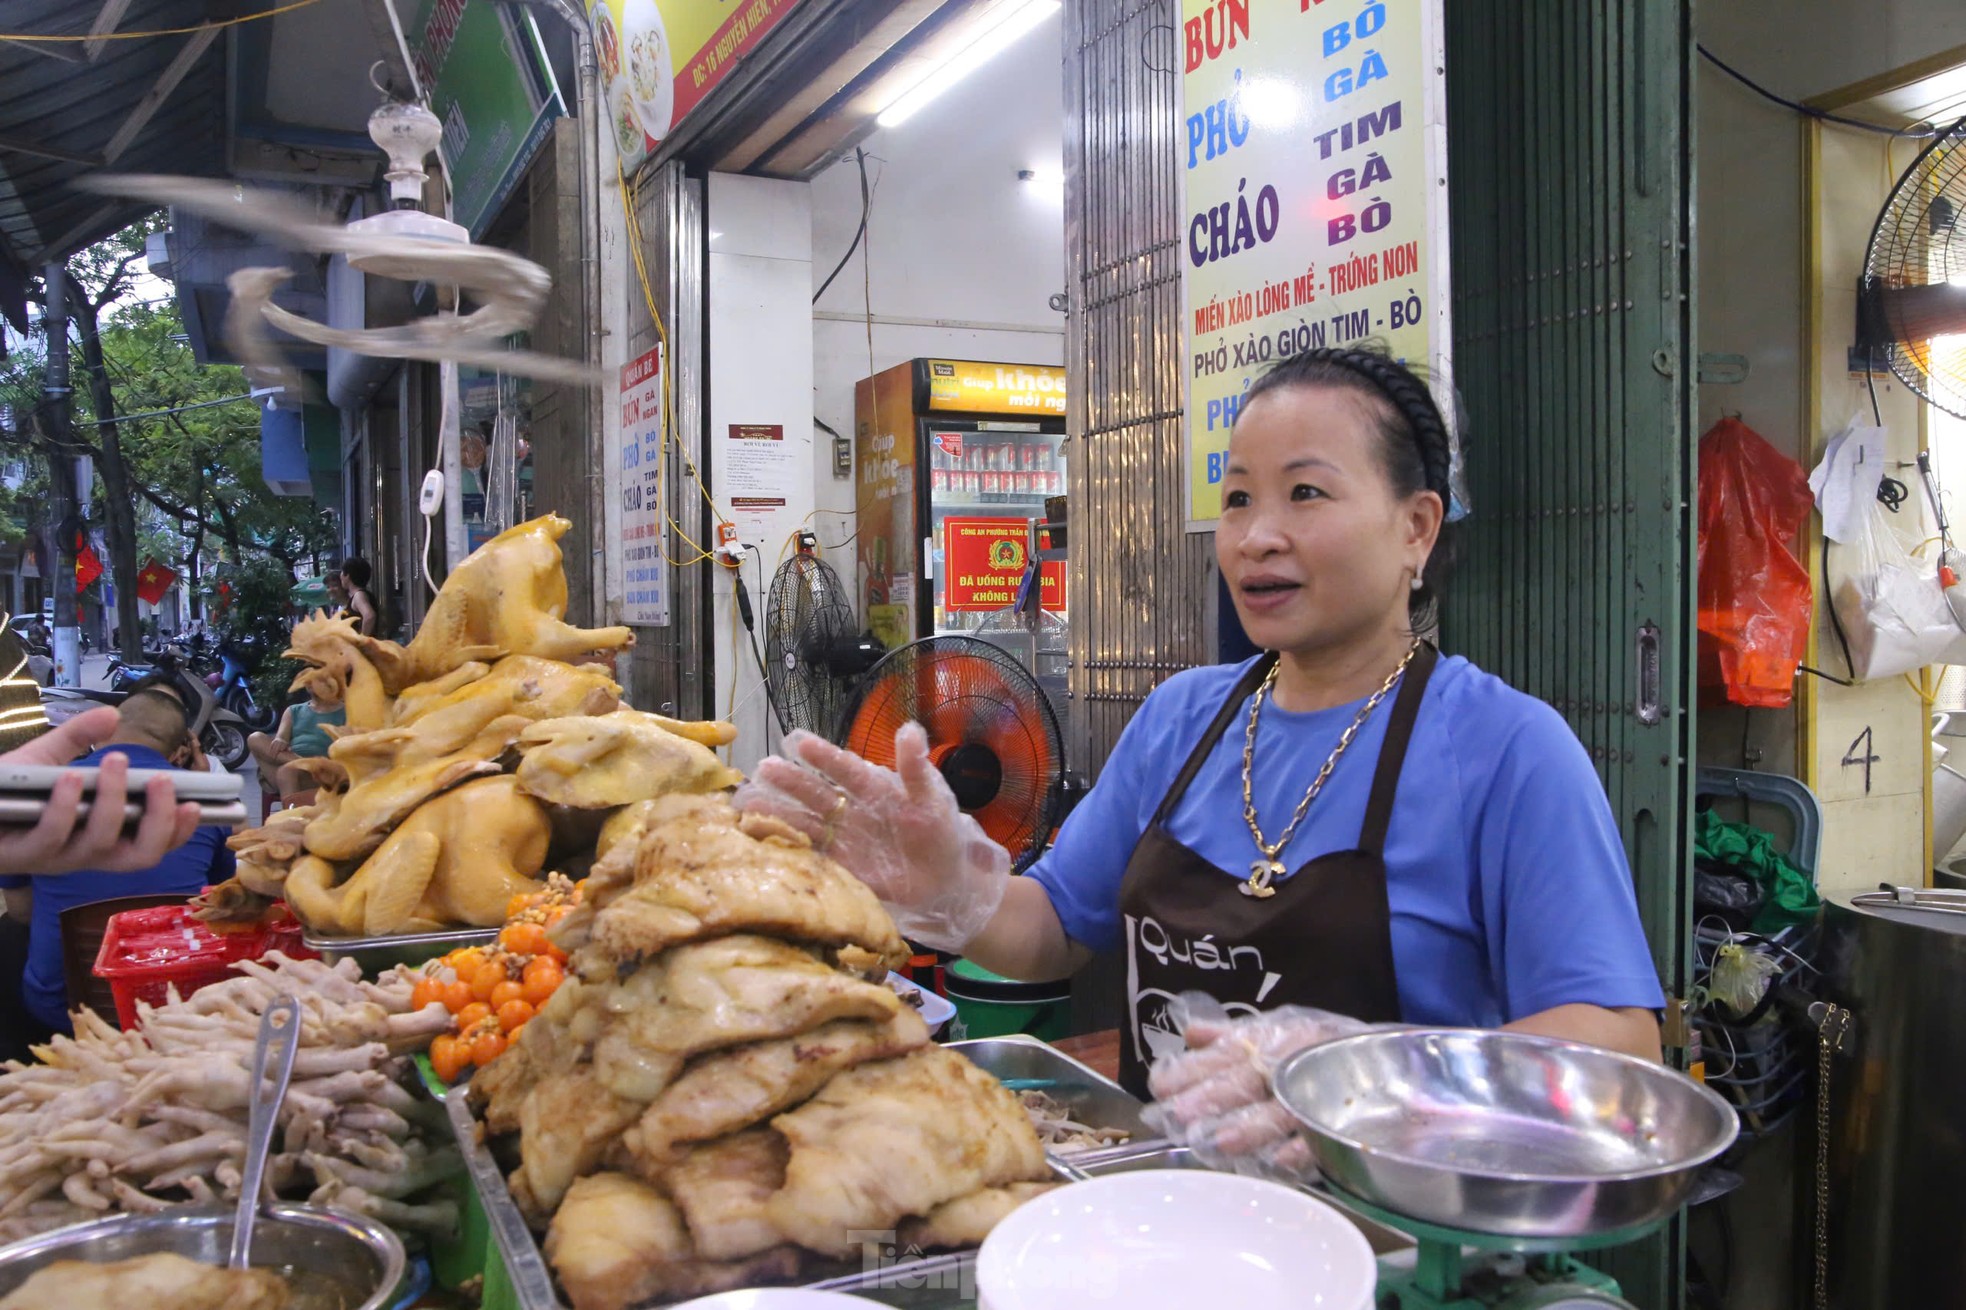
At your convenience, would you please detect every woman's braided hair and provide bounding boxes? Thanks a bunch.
[1238,344,1459,629]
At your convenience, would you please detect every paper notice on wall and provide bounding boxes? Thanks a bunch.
[617,346,670,625]
[726,424,796,539]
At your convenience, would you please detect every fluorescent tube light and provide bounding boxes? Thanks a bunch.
[875,0,1061,129]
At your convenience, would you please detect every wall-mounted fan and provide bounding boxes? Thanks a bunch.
[836,636,1065,869]
[1857,114,1966,420]
[763,536,885,735]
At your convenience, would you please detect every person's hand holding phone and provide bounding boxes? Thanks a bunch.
[0,707,201,874]
[173,730,208,774]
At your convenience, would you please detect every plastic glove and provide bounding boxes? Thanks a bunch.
[1142,993,1378,1184]
[732,724,1010,951]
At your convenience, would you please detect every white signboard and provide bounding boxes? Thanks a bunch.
[1180,0,1451,529]
[617,345,670,626]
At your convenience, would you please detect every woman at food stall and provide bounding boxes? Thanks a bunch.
[736,345,1664,1172]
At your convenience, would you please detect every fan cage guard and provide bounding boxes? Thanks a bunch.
[838,637,1065,864]
[764,554,856,737]
[1861,116,1966,420]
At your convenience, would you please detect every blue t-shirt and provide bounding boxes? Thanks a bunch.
[1028,654,1666,1027]
[0,744,235,1032]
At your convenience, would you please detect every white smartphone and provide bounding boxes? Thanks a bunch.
[0,764,245,830]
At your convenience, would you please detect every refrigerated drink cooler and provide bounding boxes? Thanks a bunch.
[854,358,1068,702]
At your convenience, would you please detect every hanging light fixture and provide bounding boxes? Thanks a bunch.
[873,0,1061,129]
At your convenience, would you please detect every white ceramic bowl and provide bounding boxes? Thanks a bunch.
[977,1170,1376,1310]
[668,1292,885,1309]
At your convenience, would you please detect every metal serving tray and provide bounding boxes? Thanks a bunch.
[804,1148,1177,1306]
[943,1034,1158,1152]
[305,926,497,974]
[446,1084,1092,1310]
[446,1086,566,1310]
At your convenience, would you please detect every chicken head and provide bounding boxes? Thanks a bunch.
[356,515,633,692]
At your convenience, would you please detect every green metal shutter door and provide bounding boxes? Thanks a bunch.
[1443,4,1695,1307]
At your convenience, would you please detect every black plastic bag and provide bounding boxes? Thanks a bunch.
[1695,861,1765,930]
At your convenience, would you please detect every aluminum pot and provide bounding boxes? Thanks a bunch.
[1275,1028,1737,1239]
[0,1203,405,1307]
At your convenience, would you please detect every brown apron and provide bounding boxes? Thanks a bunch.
[1115,644,1437,1097]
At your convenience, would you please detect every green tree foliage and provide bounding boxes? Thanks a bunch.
[0,215,338,656]
[99,296,339,571]
[206,557,304,707]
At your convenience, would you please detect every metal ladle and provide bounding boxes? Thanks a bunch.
[229,995,303,1271]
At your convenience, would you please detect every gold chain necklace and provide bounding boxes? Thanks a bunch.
[1237,642,1420,898]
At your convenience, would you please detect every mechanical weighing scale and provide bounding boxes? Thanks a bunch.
[1275,1028,1740,1310]
[1326,1183,1655,1309]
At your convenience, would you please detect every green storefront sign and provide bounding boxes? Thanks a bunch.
[409,0,565,238]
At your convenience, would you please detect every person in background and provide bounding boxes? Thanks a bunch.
[0,692,232,1042]
[249,672,346,803]
[338,558,378,637]
[324,570,350,618]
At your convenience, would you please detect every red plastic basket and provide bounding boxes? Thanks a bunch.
[92,902,314,1029]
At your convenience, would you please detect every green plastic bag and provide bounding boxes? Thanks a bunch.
[1694,808,1821,934]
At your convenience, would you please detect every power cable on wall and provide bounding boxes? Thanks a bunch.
[813,149,874,306]
[1697,45,1939,137]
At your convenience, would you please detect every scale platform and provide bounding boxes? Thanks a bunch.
[1325,1184,1661,1310]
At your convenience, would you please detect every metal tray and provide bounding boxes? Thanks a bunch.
[445,1087,566,1310]
[446,1082,1088,1310]
[806,1251,978,1307]
[305,926,497,973]
[944,1034,1157,1153]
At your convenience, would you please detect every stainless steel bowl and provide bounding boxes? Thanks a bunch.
[0,1203,406,1308]
[1275,1029,1737,1239]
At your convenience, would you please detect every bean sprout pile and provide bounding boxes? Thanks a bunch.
[1018,1090,1131,1154]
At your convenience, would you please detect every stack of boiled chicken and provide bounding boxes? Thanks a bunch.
[201,515,741,937]
[469,791,1057,1309]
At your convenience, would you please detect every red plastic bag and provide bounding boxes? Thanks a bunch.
[1697,418,1814,708]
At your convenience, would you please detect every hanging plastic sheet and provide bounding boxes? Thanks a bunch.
[1814,419,1966,680]
[1697,417,1814,707]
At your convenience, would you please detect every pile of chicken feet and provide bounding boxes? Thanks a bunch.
[0,953,457,1243]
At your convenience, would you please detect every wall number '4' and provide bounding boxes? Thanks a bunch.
[1842,726,1879,795]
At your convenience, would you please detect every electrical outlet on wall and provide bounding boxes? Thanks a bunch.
[834,433,852,478]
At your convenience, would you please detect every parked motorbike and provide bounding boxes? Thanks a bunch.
[106,657,153,696]
[212,634,275,732]
[62,648,253,770]
[21,637,51,688]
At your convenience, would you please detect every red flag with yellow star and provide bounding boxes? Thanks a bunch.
[74,534,102,593]
[136,558,177,606]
